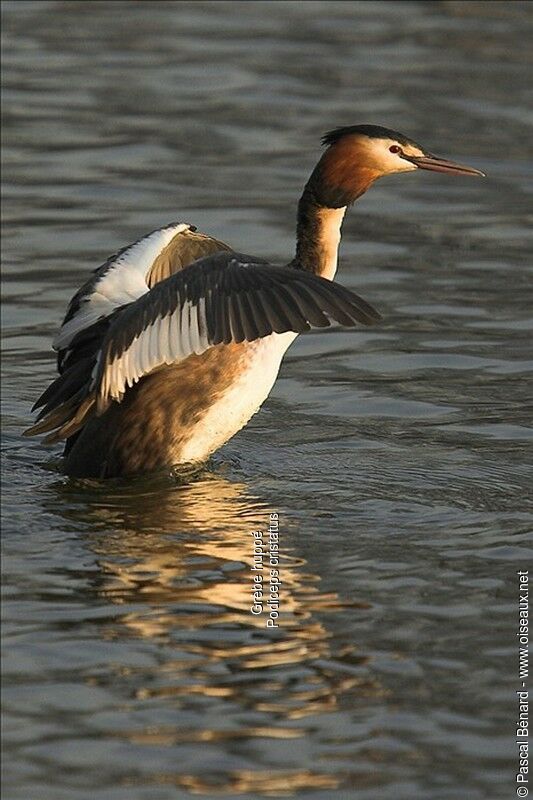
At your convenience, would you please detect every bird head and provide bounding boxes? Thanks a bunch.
[311,124,484,207]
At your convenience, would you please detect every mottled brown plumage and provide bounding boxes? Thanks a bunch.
[64,342,253,477]
[146,228,232,287]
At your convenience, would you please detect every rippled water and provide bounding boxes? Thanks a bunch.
[2,2,532,798]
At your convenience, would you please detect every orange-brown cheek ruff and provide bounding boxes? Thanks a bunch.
[317,137,383,204]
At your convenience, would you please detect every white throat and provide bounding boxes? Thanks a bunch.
[315,206,346,280]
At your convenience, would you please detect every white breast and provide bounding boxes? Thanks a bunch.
[178,331,297,463]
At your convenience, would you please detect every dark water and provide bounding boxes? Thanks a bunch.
[2,2,532,798]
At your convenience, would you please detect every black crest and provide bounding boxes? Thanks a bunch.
[321,125,420,149]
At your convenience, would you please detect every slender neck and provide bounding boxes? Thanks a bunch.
[289,156,378,280]
[290,187,346,280]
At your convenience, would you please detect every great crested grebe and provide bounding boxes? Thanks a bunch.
[25,125,484,478]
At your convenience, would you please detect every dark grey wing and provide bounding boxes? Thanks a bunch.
[55,221,232,373]
[94,251,381,410]
[28,221,233,441]
[25,250,380,443]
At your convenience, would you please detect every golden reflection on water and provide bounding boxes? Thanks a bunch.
[51,470,379,794]
[128,768,339,795]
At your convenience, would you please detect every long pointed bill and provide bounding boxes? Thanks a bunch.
[404,154,485,177]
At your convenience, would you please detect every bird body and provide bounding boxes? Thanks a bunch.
[62,334,296,477]
[173,332,298,465]
[26,125,483,478]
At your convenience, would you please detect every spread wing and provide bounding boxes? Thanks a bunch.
[55,221,232,373]
[25,251,381,444]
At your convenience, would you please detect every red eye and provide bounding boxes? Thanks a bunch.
[389,145,402,154]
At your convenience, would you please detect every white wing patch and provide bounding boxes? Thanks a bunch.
[98,299,211,405]
[54,222,191,351]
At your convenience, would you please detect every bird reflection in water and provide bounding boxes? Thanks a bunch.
[51,469,382,795]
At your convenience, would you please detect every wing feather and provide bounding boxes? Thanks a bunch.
[235,291,259,341]
[188,301,202,353]
[265,282,311,332]
[228,295,246,343]
[27,249,382,439]
[54,222,233,360]
[91,251,381,410]
[245,290,272,338]
[281,283,330,328]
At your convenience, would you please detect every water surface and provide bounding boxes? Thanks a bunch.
[2,2,532,798]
